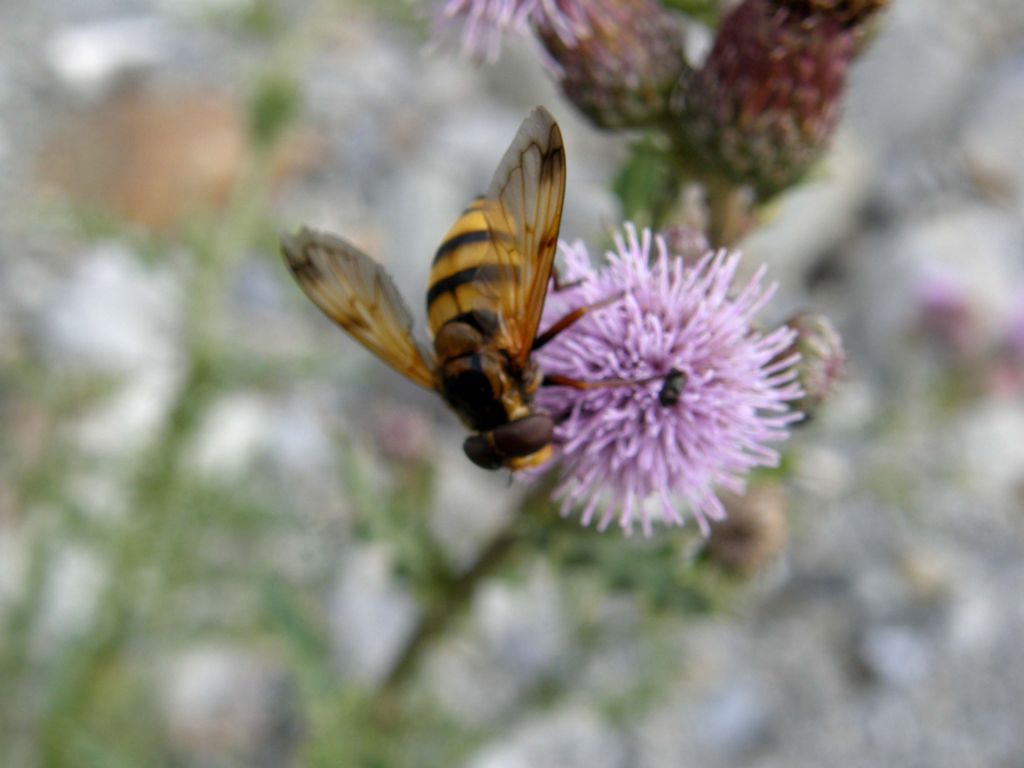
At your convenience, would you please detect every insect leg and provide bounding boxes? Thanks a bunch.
[542,372,663,390]
[532,291,624,351]
[550,267,584,293]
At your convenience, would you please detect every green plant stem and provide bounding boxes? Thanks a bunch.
[380,520,521,696]
[376,478,557,704]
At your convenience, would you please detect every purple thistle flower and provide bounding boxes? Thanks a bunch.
[534,224,803,536]
[432,0,591,62]
[913,269,979,360]
[1008,289,1024,361]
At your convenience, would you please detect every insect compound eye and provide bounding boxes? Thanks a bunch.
[491,414,554,458]
[463,434,503,470]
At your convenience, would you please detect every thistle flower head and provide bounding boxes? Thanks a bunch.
[673,0,859,197]
[535,224,803,536]
[433,0,591,62]
[706,483,788,576]
[778,0,890,26]
[536,0,687,129]
[914,270,979,360]
[778,311,846,417]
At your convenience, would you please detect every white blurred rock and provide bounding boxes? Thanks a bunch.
[955,400,1024,508]
[743,131,876,286]
[31,544,105,654]
[0,114,7,166]
[428,634,524,727]
[962,61,1024,209]
[0,524,25,611]
[794,444,853,501]
[945,580,1001,658]
[190,387,339,484]
[850,205,1024,374]
[64,467,129,523]
[428,441,521,572]
[682,19,714,68]
[845,0,982,148]
[477,564,569,683]
[49,246,184,461]
[161,645,296,765]
[327,544,419,686]
[427,565,569,726]
[154,0,253,15]
[857,625,933,689]
[40,243,181,374]
[46,16,170,98]
[189,392,276,479]
[576,598,644,700]
[74,366,182,459]
[695,681,772,755]
[466,707,625,768]
[265,390,335,480]
[817,375,878,435]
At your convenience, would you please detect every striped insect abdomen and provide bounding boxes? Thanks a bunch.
[427,199,517,337]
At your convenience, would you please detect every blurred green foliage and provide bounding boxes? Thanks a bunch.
[661,0,722,25]
[249,74,302,148]
[613,137,687,229]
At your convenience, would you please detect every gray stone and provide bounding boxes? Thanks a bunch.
[955,400,1024,509]
[466,707,625,768]
[962,62,1024,209]
[844,0,1021,150]
[45,16,170,97]
[694,681,772,755]
[945,578,1002,659]
[265,388,337,483]
[39,243,182,374]
[189,392,277,479]
[849,205,1024,375]
[327,544,419,686]
[428,441,522,572]
[30,543,106,655]
[426,565,569,726]
[0,523,26,612]
[476,564,569,683]
[427,634,524,727]
[72,366,182,459]
[743,131,876,292]
[857,624,933,688]
[160,645,298,767]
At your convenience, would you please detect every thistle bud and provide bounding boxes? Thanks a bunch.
[776,0,889,27]
[672,0,885,197]
[777,312,846,418]
[536,0,687,130]
[914,271,980,362]
[659,224,711,266]
[706,483,788,577]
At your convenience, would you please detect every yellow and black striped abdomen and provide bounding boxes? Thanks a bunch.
[427,199,517,337]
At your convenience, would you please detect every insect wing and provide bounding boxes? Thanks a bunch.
[480,106,566,364]
[281,228,437,389]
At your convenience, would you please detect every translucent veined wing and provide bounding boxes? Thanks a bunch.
[480,106,566,365]
[281,228,437,389]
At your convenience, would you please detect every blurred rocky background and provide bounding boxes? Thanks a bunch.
[0,0,1022,766]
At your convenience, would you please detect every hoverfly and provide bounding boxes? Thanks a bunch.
[281,107,612,471]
